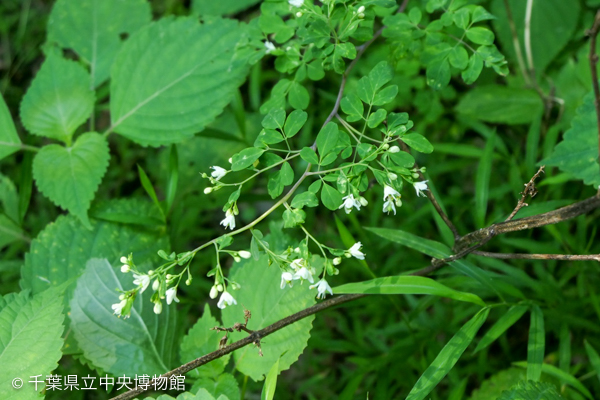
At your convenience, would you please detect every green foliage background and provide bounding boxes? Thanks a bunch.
[1,0,600,399]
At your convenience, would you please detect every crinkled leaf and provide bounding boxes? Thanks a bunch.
[0,288,65,400]
[541,92,600,188]
[32,132,110,228]
[497,380,563,400]
[70,258,179,376]
[192,0,260,16]
[20,52,95,144]
[191,374,239,400]
[221,255,316,381]
[110,17,247,146]
[48,0,151,88]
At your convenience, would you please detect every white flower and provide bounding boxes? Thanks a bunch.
[209,285,219,299]
[133,273,151,293]
[347,242,365,260]
[289,0,304,7]
[166,287,180,305]
[383,185,400,201]
[210,166,227,180]
[217,291,237,309]
[293,267,314,283]
[120,256,128,264]
[280,272,294,289]
[153,301,162,314]
[120,264,130,273]
[111,299,128,317]
[310,279,333,299]
[290,258,305,271]
[388,146,400,153]
[238,251,252,259]
[413,181,429,197]
[339,194,361,214]
[264,41,276,54]
[383,200,396,215]
[220,209,236,230]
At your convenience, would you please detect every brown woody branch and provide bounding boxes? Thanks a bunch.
[505,165,545,221]
[472,251,600,262]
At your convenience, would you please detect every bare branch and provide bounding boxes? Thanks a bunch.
[472,251,600,262]
[506,165,545,221]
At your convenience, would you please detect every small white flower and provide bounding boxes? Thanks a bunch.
[210,166,227,180]
[238,251,252,259]
[290,258,305,271]
[133,273,151,293]
[413,181,429,197]
[120,256,128,264]
[166,287,180,305]
[264,41,276,54]
[383,200,396,215]
[120,264,130,273]
[111,299,128,317]
[280,272,294,289]
[383,185,400,201]
[339,194,361,214]
[347,242,365,260]
[217,291,237,309]
[289,0,304,7]
[310,279,333,299]
[153,301,162,314]
[293,267,314,284]
[209,285,219,299]
[388,146,400,153]
[220,209,236,230]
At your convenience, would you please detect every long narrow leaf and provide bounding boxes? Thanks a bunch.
[334,276,486,306]
[137,164,165,222]
[166,144,179,214]
[474,305,528,353]
[406,308,490,400]
[475,131,495,228]
[261,357,280,400]
[527,305,545,381]
[584,340,600,384]
[365,227,451,259]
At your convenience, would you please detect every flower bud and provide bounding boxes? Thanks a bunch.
[333,257,342,265]
[388,146,400,153]
[382,143,390,150]
[294,247,301,253]
[231,282,241,290]
[120,256,128,264]
[217,284,224,292]
[388,173,398,181]
[153,301,162,314]
[357,5,365,14]
[358,12,365,18]
[152,279,160,291]
[186,278,192,286]
[121,265,130,273]
[228,158,233,163]
[209,285,218,299]
[412,173,420,179]
[359,196,368,206]
[234,256,241,262]
[296,11,302,17]
[204,187,213,194]
[238,251,252,259]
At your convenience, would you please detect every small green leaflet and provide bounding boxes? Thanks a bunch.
[231,147,265,171]
[333,276,486,306]
[541,91,600,188]
[316,122,340,162]
[321,183,342,210]
[406,308,490,400]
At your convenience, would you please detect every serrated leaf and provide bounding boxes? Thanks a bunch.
[191,374,239,400]
[321,183,342,211]
[48,0,151,88]
[110,17,247,146]
[231,147,265,171]
[469,367,525,400]
[192,0,260,16]
[401,133,434,153]
[497,380,563,400]
[406,309,490,400]
[32,132,110,228]
[527,305,545,382]
[180,304,230,378]
[0,288,65,400]
[541,92,600,188]
[513,362,592,399]
[70,259,179,376]
[334,276,486,306]
[0,93,20,161]
[474,306,528,353]
[456,85,543,124]
[221,255,316,381]
[20,52,95,144]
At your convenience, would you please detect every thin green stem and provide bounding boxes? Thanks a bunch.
[0,142,39,152]
[220,153,300,187]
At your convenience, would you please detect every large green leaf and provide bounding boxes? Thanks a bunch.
[32,132,110,228]
[512,362,593,399]
[541,92,600,188]
[192,0,260,16]
[70,258,179,376]
[48,0,151,88]
[0,93,20,161]
[110,17,247,146]
[491,0,579,73]
[180,304,231,378]
[0,288,64,400]
[221,255,316,381]
[455,86,543,125]
[406,308,490,400]
[21,200,168,352]
[20,52,95,144]
[333,276,486,306]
